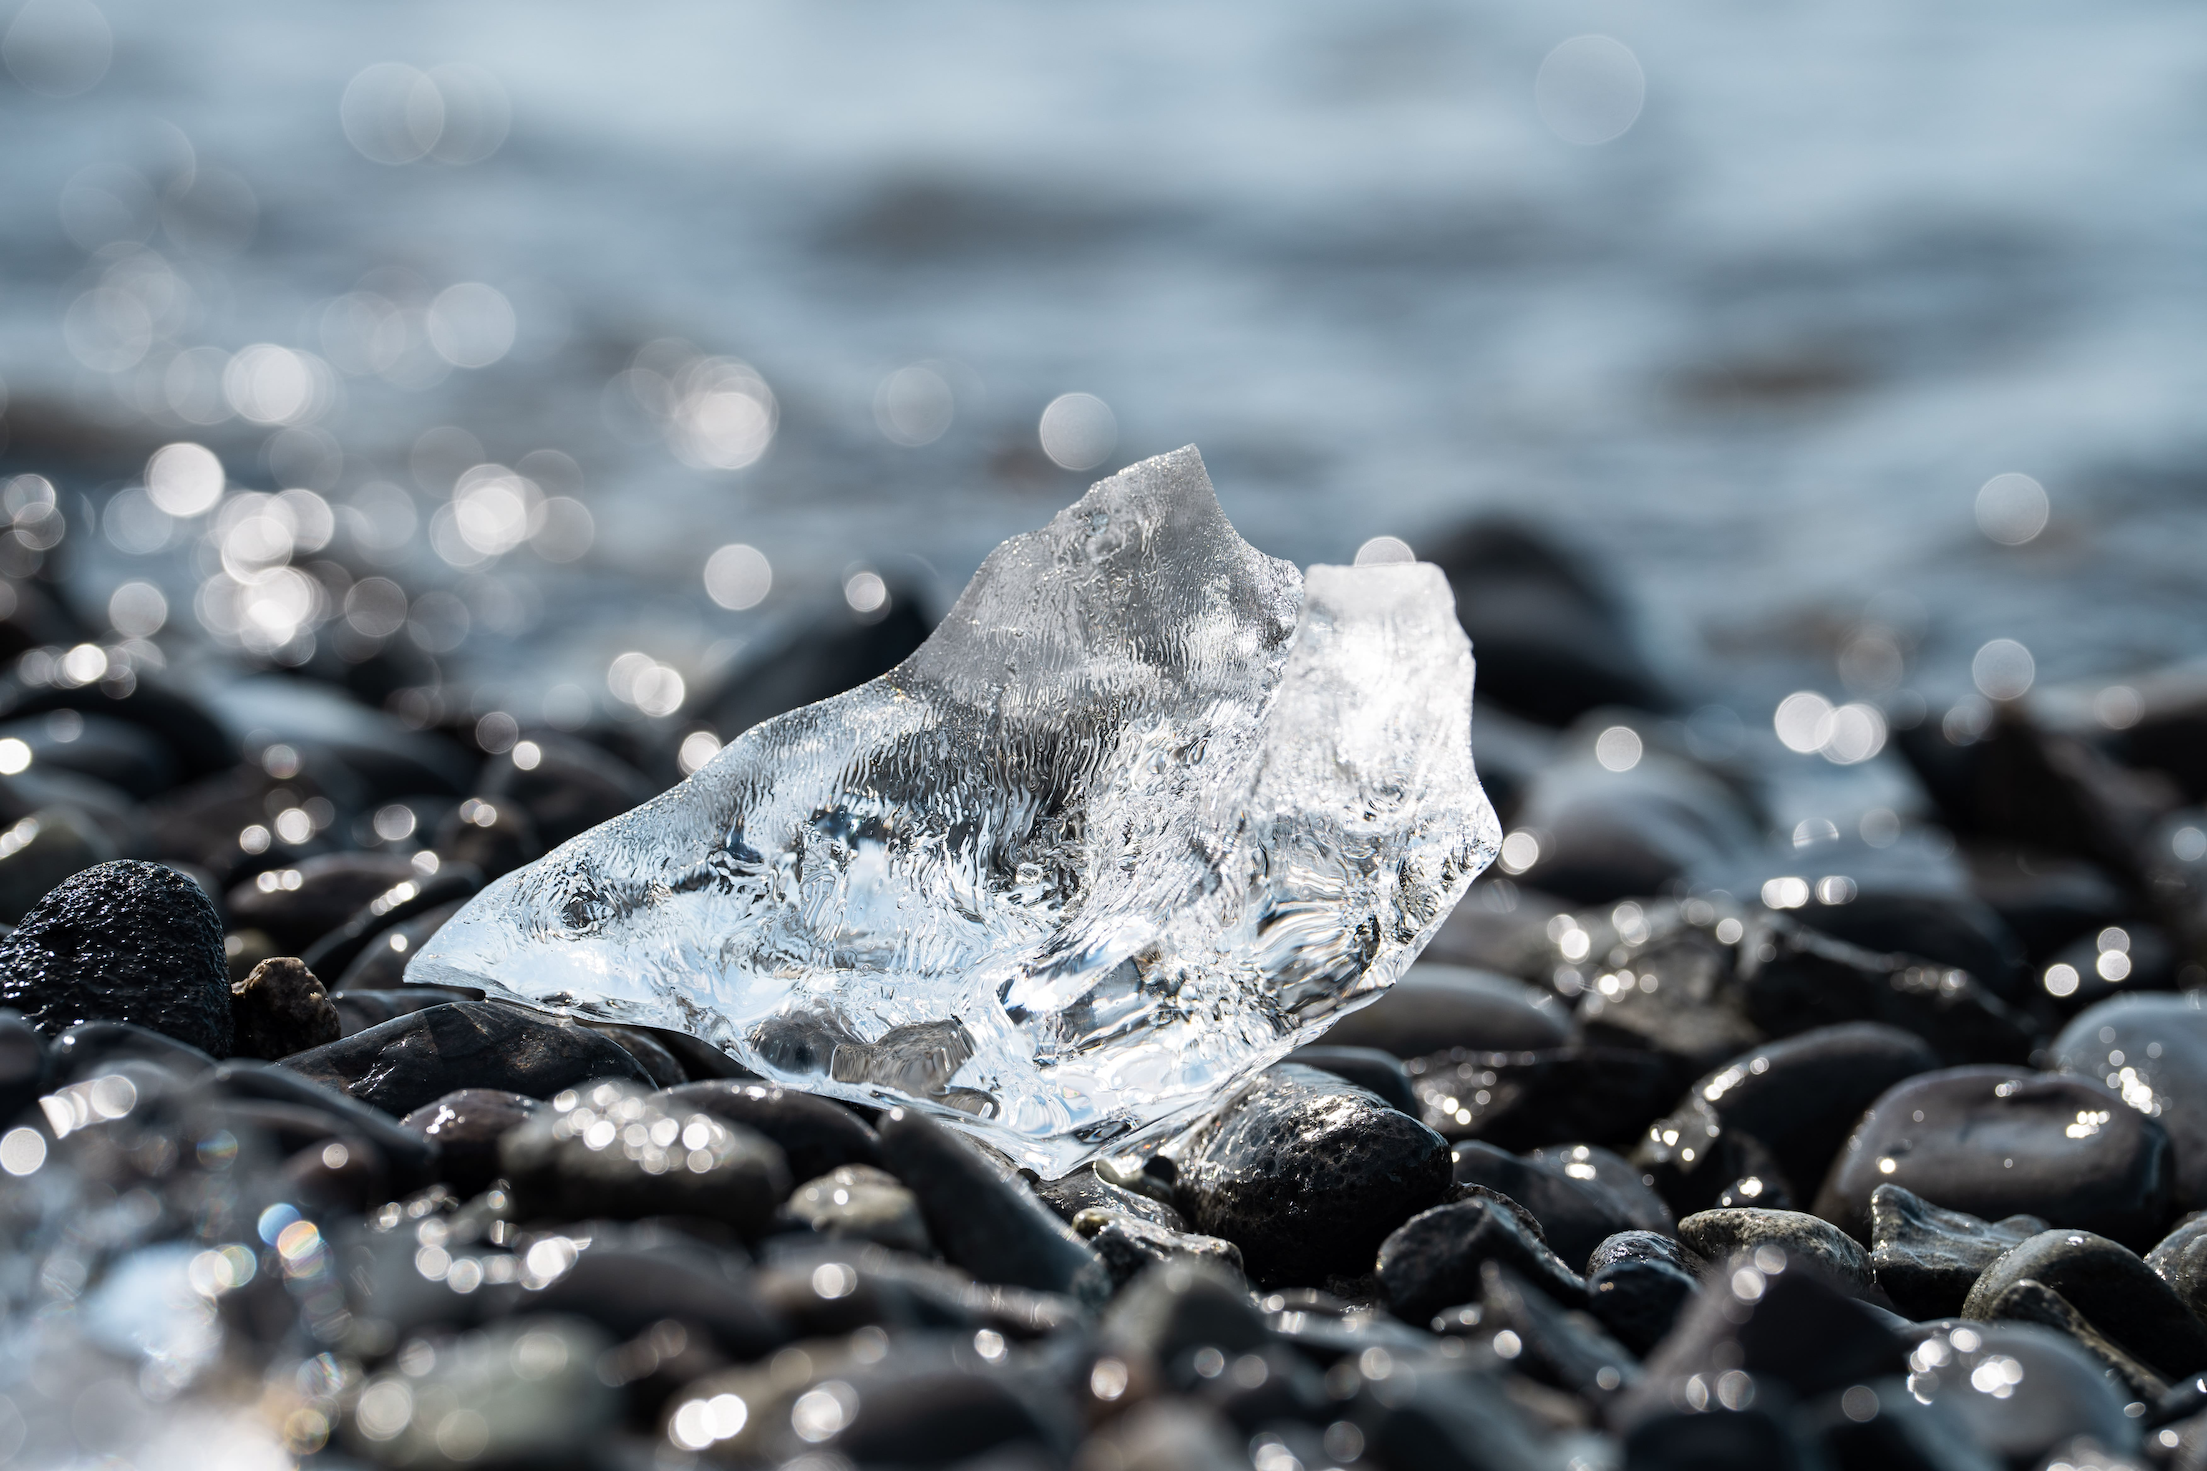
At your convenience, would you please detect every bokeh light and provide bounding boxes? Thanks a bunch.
[1975,473,2049,546]
[1536,36,1645,146]
[1353,536,1415,566]
[1971,638,2035,701]
[145,443,224,517]
[1038,393,1116,471]
[704,543,772,610]
[874,363,955,446]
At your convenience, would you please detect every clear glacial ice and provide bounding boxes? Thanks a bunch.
[411,447,1499,1173]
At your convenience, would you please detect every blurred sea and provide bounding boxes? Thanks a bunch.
[2,0,2205,767]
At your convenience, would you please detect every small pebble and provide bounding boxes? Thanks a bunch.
[280,999,653,1114]
[1962,1228,2207,1381]
[1073,1206,1243,1286]
[1374,1194,1586,1325]
[1677,1207,1875,1296]
[228,956,340,1060]
[1867,1182,2044,1320]
[399,1087,541,1197]
[784,1163,932,1252]
[501,1080,792,1234]
[1319,964,1573,1057]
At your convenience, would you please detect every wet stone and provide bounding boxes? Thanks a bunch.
[1407,1044,1680,1151]
[1032,1164,1185,1230]
[0,805,117,924]
[2147,1215,2207,1324]
[1319,964,1573,1059]
[1962,1229,2207,1382]
[228,956,340,1060]
[1375,1194,1587,1326]
[1677,1208,1875,1297]
[210,1057,442,1188]
[1178,1064,1452,1287]
[1528,1143,1673,1232]
[2052,993,2207,1215]
[0,860,232,1055]
[1900,1321,2144,1468]
[400,1088,542,1197]
[1585,1231,1703,1356]
[1868,1183,2046,1320]
[225,850,420,955]
[1634,1022,1939,1218]
[657,1080,880,1184]
[280,1000,653,1115]
[876,1106,1109,1304]
[1511,736,1760,906]
[1073,1207,1243,1287]
[1814,1066,2173,1250]
[500,1080,792,1235]
[1283,1044,1420,1115]
[1965,1276,2169,1402]
[1449,1139,1659,1273]
[328,985,478,1037]
[783,1163,932,1252]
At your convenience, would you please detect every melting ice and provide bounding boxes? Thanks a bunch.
[411,447,1499,1172]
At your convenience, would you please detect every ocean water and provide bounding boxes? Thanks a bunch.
[2,0,2204,757]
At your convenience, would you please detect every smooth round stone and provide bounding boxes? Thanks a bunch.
[1513,747,1762,906]
[1318,965,1573,1058]
[657,1080,879,1183]
[876,1106,1108,1304]
[224,850,421,954]
[327,985,478,1038]
[2148,1214,2207,1323]
[401,1088,541,1197]
[1449,1139,1657,1273]
[1178,1063,1452,1286]
[1283,1044,1419,1115]
[328,901,467,991]
[2053,993,2207,1213]
[1375,1195,1585,1325]
[1813,1065,2173,1249]
[342,1318,618,1467]
[1637,1023,1939,1216]
[784,1163,931,1252]
[1785,886,2027,1000]
[1900,1320,2142,1466]
[0,860,232,1055]
[0,805,117,924]
[49,1020,215,1081]
[501,1080,791,1234]
[228,956,340,1060]
[1406,1044,1680,1152]
[280,1000,653,1115]
[1677,1208,1874,1295]
[1962,1228,2207,1381]
[1867,1183,2045,1321]
[211,1057,441,1188]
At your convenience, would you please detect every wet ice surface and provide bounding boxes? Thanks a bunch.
[413,448,1499,1172]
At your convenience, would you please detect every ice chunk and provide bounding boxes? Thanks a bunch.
[411,447,1499,1173]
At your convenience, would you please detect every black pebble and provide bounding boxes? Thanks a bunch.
[48,1019,215,1081]
[0,861,232,1055]
[1676,1207,1874,1296]
[1866,1182,2044,1320]
[1962,1228,2207,1382]
[1408,1045,1681,1152]
[224,850,420,955]
[209,1057,441,1188]
[1900,1319,2144,1467]
[501,1080,792,1235]
[2053,993,2207,1214]
[1476,1259,1639,1399]
[657,1080,880,1184]
[279,1000,652,1114]
[1375,1194,1586,1325]
[477,733,658,848]
[2147,1214,2207,1324]
[1074,1208,1243,1288]
[1813,1065,2172,1249]
[875,1105,1109,1305]
[1319,964,1573,1058]
[399,1087,541,1197]
[1031,1164,1185,1231]
[1101,1258,1270,1362]
[1449,1139,1657,1272]
[1178,1063,1452,1286]
[1634,1022,1938,1217]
